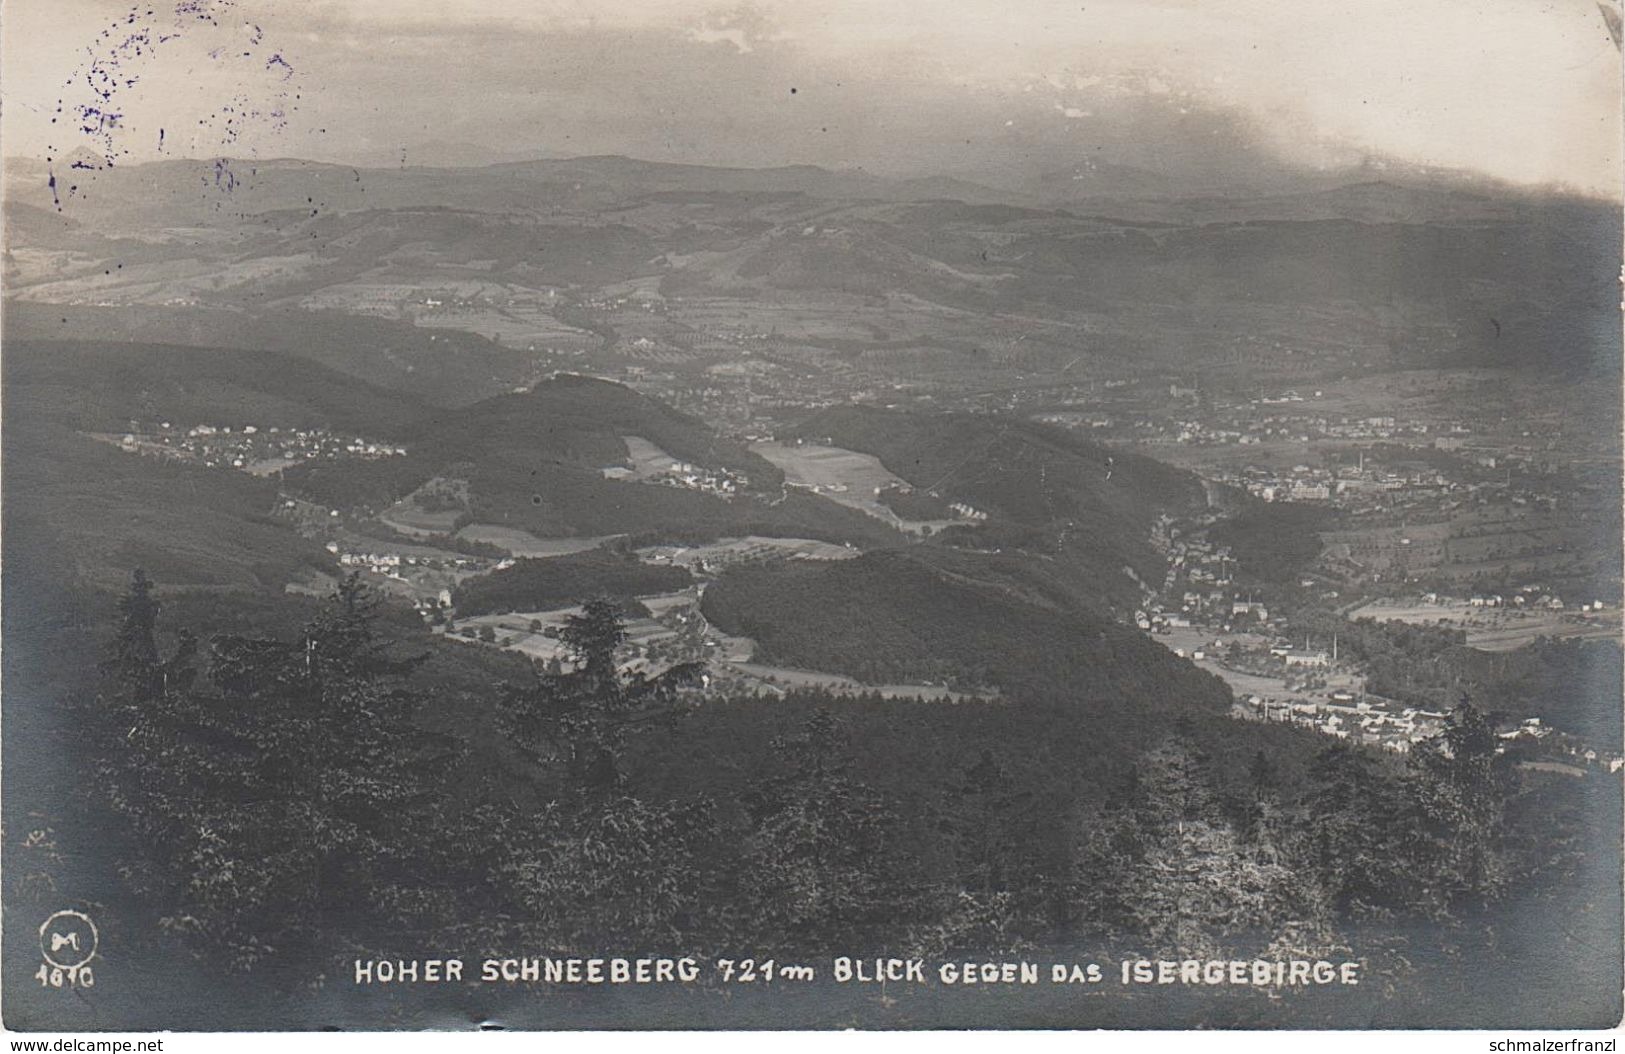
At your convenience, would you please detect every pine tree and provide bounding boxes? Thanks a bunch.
[92,570,200,847]
[498,596,702,792]
[467,598,722,954]
[944,749,1030,896]
[1407,695,1516,907]
[205,575,451,952]
[1303,741,1416,914]
[91,572,455,973]
[494,793,720,951]
[1078,734,1335,961]
[735,709,910,953]
[1072,761,1154,941]
[916,749,1038,959]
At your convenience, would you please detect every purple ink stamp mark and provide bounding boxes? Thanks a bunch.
[45,0,301,211]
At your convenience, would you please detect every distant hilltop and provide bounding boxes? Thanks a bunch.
[8,147,1606,218]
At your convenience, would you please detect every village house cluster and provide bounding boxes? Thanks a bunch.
[652,459,749,497]
[1145,523,1264,627]
[1422,588,1609,613]
[1234,692,1623,772]
[114,420,407,472]
[1234,691,1448,752]
[1139,510,1620,769]
[320,541,511,618]
[327,541,509,580]
[603,458,751,497]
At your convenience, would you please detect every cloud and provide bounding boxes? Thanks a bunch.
[4,0,1617,196]
[688,27,753,52]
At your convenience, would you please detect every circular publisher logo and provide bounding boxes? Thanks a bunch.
[39,910,98,970]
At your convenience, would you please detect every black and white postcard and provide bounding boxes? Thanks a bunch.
[2,0,1621,1033]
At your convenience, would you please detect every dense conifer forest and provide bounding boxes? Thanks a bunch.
[6,570,1615,1029]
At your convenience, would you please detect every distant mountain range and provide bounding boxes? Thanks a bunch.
[5,149,1618,383]
[7,148,1605,226]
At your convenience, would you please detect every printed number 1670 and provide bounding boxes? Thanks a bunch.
[35,963,95,988]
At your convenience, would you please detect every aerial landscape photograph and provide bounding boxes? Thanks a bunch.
[1,0,1621,1034]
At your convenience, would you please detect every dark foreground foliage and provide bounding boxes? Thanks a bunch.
[31,571,1623,1026]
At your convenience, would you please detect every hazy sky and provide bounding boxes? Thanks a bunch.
[4,0,1621,196]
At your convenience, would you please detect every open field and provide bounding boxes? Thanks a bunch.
[12,255,281,305]
[1318,506,1605,583]
[752,440,959,534]
[722,661,991,701]
[448,605,679,663]
[619,434,681,478]
[243,457,300,476]
[328,529,475,563]
[638,535,859,572]
[1349,599,1623,651]
[412,302,603,349]
[379,503,463,537]
[375,476,471,536]
[453,523,620,557]
[638,589,703,617]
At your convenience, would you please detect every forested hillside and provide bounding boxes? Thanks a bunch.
[702,547,1230,705]
[8,574,1614,1029]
